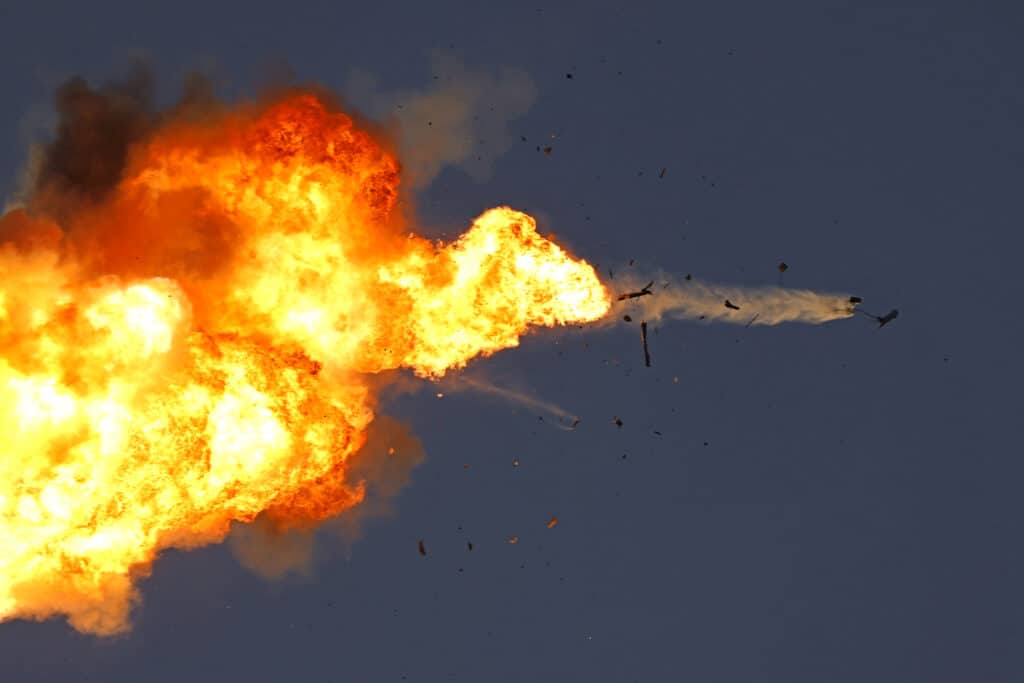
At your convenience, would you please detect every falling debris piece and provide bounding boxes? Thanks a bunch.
[467,542,473,551]
[745,313,760,328]
[653,431,662,436]
[543,146,553,155]
[388,447,396,455]
[547,517,558,529]
[507,536,520,544]
[857,306,899,328]
[512,457,520,468]
[640,321,651,367]
[673,376,679,383]
[659,167,667,178]
[566,73,573,79]
[778,262,789,273]
[616,281,654,301]
[623,314,632,322]
[685,273,692,281]
[418,540,427,557]
[613,416,623,428]
[876,309,899,328]
[436,392,445,398]
[849,296,862,304]
[569,418,581,430]
[724,299,740,310]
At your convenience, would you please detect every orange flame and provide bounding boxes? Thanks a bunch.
[0,92,610,634]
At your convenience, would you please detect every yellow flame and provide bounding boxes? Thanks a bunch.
[0,93,609,634]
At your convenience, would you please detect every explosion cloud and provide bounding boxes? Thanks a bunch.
[1,69,857,637]
[0,75,609,635]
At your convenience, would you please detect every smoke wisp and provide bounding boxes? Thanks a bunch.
[614,274,857,326]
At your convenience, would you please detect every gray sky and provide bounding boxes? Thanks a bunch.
[1,1,1022,681]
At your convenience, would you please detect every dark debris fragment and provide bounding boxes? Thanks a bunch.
[616,281,654,301]
[640,321,651,367]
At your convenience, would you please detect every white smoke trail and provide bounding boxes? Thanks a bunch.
[444,374,580,429]
[614,274,858,326]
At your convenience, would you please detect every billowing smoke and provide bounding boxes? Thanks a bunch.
[346,51,536,188]
[25,65,219,214]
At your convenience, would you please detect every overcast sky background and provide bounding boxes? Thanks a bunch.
[1,2,1022,681]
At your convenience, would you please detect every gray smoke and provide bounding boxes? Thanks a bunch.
[346,51,536,188]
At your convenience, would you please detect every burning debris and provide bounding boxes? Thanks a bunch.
[616,281,654,301]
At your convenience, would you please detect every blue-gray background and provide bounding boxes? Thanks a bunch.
[1,2,1021,681]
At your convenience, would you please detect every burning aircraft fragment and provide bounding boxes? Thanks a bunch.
[616,281,654,301]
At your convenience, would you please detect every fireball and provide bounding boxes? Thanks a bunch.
[0,90,610,634]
